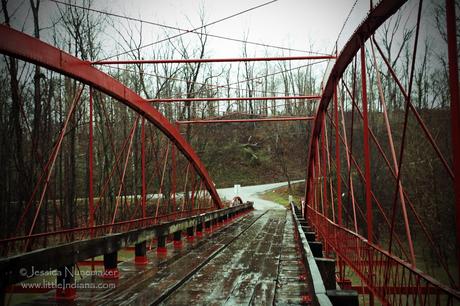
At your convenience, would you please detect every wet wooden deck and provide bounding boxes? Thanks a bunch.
[20,210,311,305]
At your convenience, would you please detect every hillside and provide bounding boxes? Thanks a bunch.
[188,118,310,188]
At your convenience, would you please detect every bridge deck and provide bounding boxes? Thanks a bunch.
[20,210,311,305]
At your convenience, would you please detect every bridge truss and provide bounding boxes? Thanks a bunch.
[0,24,224,257]
[305,0,460,305]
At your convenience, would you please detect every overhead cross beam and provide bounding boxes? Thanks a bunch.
[149,95,321,103]
[176,116,314,124]
[92,55,336,65]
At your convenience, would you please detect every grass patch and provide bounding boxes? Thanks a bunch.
[259,189,291,207]
[259,182,305,207]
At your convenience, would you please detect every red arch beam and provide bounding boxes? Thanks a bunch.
[305,0,408,206]
[0,24,223,209]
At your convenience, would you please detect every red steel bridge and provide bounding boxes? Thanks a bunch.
[1,0,460,305]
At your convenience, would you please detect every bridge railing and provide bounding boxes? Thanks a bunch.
[307,206,460,305]
[0,207,213,257]
[0,202,254,290]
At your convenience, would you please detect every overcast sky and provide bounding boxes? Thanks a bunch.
[5,0,376,59]
[100,0,370,57]
[4,0,441,59]
[3,0,444,89]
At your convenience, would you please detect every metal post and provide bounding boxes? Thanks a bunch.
[190,171,197,212]
[135,241,148,265]
[361,45,374,306]
[316,141,323,214]
[173,230,182,248]
[187,226,195,241]
[334,87,342,226]
[321,115,328,218]
[157,235,167,254]
[360,46,373,244]
[102,251,119,279]
[446,0,460,286]
[55,265,76,301]
[89,88,94,232]
[313,155,318,212]
[196,221,203,237]
[141,117,146,219]
[205,220,212,233]
[172,122,179,212]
